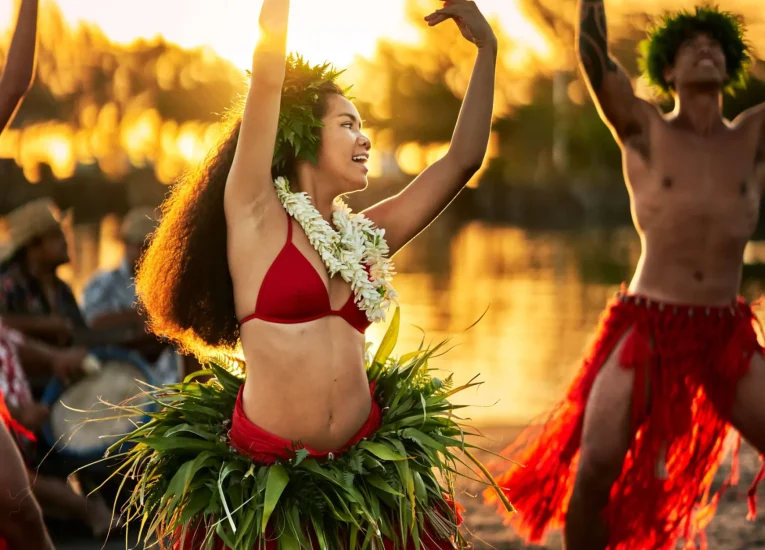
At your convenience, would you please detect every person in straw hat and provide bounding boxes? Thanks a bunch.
[0,197,86,349]
[0,199,119,542]
[0,0,100,546]
[83,205,192,385]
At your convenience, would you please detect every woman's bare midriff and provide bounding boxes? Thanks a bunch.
[238,316,371,451]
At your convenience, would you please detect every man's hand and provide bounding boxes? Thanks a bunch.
[46,315,74,346]
[425,1,497,50]
[16,402,48,432]
[51,346,88,384]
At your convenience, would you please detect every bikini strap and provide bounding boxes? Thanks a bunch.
[285,209,293,243]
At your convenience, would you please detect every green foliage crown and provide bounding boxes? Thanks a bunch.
[638,5,752,95]
[256,53,352,173]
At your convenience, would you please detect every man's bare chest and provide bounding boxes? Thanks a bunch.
[625,127,764,236]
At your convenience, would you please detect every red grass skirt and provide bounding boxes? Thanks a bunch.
[175,383,461,549]
[485,292,765,550]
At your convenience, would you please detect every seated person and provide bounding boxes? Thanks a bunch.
[83,206,198,384]
[0,198,84,353]
[0,321,116,540]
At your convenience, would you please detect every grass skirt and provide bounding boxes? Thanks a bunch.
[99,310,513,549]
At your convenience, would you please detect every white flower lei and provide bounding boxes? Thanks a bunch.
[273,177,397,322]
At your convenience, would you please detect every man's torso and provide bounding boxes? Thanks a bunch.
[622,109,765,305]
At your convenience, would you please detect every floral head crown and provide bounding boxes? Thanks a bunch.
[248,54,353,173]
[638,5,752,95]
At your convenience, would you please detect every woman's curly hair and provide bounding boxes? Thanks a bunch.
[135,56,345,358]
[638,5,752,94]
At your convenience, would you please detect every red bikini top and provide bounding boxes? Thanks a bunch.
[239,211,372,333]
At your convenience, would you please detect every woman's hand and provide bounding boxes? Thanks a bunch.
[425,0,497,50]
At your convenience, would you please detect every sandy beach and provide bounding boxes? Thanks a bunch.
[457,426,765,550]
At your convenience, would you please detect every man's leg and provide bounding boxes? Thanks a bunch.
[730,352,765,454]
[564,334,635,550]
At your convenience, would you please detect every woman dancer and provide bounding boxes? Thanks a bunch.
[109,1,511,548]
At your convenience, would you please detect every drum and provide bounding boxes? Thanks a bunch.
[40,347,158,464]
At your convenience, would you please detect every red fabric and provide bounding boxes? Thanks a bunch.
[229,384,382,462]
[485,292,765,550]
[238,211,371,334]
[0,390,6,550]
[174,384,461,549]
[0,388,35,449]
[0,321,32,410]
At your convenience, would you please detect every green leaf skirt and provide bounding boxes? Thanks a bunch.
[97,310,514,549]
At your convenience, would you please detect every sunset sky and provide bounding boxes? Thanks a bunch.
[0,0,550,69]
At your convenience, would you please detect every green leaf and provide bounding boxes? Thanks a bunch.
[366,474,404,497]
[165,424,217,441]
[391,439,416,525]
[343,471,355,487]
[140,437,220,453]
[261,464,290,532]
[310,514,329,550]
[278,528,301,550]
[372,307,400,367]
[413,472,428,504]
[215,521,237,549]
[218,462,246,534]
[401,428,447,452]
[359,441,406,462]
[293,448,310,466]
[180,488,212,524]
[167,452,216,502]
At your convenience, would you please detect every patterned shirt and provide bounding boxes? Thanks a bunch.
[83,261,180,385]
[0,320,31,409]
[0,260,86,327]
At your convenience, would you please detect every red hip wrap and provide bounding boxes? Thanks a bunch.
[175,383,461,550]
[486,293,765,550]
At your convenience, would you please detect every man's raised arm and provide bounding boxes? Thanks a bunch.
[577,0,647,144]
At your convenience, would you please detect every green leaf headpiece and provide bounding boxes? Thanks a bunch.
[638,5,752,95]
[248,54,352,174]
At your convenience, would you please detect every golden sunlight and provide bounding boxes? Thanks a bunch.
[0,0,548,185]
[0,0,548,69]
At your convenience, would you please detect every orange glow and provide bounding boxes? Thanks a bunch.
[0,0,553,186]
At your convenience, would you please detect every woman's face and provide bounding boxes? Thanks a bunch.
[316,94,371,193]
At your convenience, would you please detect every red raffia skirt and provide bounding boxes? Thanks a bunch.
[486,292,765,550]
[175,383,462,549]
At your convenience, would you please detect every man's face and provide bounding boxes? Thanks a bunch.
[665,32,728,90]
[38,226,70,268]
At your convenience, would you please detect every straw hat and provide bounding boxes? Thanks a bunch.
[0,198,70,263]
[120,206,158,246]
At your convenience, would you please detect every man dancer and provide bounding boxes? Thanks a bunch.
[487,4,765,549]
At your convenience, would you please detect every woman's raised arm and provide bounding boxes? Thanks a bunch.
[0,0,39,134]
[364,0,497,256]
[224,0,291,217]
